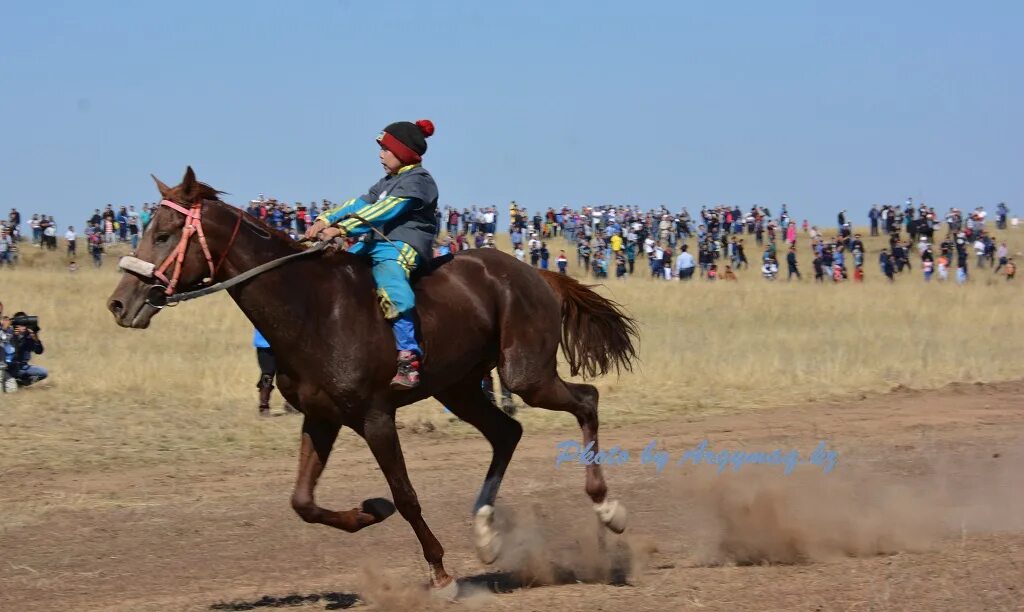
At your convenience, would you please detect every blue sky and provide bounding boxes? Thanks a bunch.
[2,0,1020,227]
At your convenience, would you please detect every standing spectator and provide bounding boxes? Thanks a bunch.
[117,207,129,242]
[0,228,12,267]
[973,237,986,269]
[786,246,801,281]
[577,238,591,273]
[483,207,495,235]
[557,250,568,274]
[994,242,1009,273]
[996,202,1009,230]
[253,328,296,417]
[812,252,824,282]
[88,230,104,267]
[30,215,41,245]
[43,221,57,251]
[103,216,115,243]
[937,253,950,281]
[9,208,21,239]
[539,242,550,270]
[615,251,626,279]
[651,242,664,278]
[676,244,695,280]
[922,257,934,281]
[881,250,895,282]
[65,226,77,258]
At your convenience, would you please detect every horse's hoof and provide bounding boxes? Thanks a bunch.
[594,499,627,534]
[473,505,502,564]
[361,498,396,522]
[430,577,459,602]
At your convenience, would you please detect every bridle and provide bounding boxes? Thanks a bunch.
[155,199,242,297]
[119,198,243,309]
[118,198,329,309]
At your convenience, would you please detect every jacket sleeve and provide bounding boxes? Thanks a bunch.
[315,196,420,235]
[316,171,433,235]
[315,197,374,226]
[314,177,387,227]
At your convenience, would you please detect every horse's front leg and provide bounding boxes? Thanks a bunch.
[290,415,396,531]
[363,407,455,595]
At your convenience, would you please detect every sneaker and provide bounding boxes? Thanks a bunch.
[390,350,421,390]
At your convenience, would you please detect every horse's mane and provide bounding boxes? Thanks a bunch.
[162,176,363,265]
[217,198,304,252]
[204,196,365,265]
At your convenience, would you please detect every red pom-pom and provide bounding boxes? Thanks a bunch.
[416,119,434,137]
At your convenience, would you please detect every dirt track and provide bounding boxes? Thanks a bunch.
[2,381,1023,611]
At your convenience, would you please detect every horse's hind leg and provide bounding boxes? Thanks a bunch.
[434,379,523,564]
[513,376,627,534]
[363,406,454,594]
[290,414,396,532]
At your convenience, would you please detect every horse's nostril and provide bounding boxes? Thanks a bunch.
[108,299,124,316]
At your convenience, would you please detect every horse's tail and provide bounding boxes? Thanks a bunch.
[538,270,640,379]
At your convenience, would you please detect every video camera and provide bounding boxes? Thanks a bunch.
[11,315,40,332]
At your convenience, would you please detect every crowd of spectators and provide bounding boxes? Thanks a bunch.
[503,200,1017,284]
[1,197,1016,283]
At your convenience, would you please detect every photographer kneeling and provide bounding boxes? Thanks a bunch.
[6,312,47,386]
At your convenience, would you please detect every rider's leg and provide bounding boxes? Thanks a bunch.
[367,241,422,390]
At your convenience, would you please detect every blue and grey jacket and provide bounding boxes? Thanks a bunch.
[316,164,439,261]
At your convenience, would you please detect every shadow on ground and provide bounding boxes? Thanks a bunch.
[207,564,629,610]
[459,563,631,594]
[210,592,361,610]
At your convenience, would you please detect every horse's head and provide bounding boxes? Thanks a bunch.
[107,166,235,328]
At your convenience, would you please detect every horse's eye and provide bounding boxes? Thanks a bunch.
[155,233,170,244]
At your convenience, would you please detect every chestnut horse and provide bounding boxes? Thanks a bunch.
[107,167,639,593]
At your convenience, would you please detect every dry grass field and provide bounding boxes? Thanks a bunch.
[1,222,1023,611]
[1,226,1020,471]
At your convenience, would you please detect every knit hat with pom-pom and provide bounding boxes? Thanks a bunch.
[376,119,434,164]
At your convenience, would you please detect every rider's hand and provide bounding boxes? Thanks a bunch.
[305,219,327,240]
[319,226,344,240]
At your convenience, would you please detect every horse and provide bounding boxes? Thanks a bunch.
[107,167,640,594]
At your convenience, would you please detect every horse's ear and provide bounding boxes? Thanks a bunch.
[180,166,200,200]
[151,174,171,198]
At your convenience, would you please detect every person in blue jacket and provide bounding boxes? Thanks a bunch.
[254,328,297,417]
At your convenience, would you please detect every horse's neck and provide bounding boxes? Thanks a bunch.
[222,233,371,354]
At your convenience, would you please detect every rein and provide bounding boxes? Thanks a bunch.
[160,240,328,306]
[117,198,327,309]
